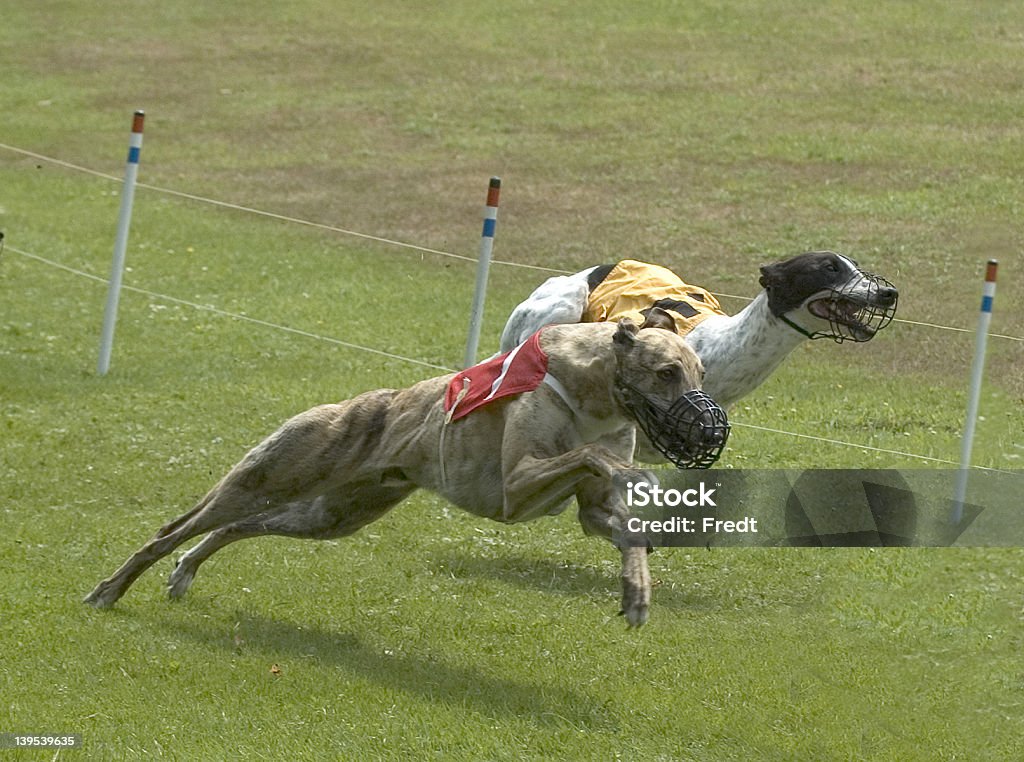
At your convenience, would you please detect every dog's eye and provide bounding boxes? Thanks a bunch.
[657,367,678,382]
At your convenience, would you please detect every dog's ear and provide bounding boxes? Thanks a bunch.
[758,262,780,291]
[613,318,640,349]
[761,258,819,318]
[639,307,677,334]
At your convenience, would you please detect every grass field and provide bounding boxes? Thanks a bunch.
[2,1,1023,759]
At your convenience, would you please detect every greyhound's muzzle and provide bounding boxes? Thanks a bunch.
[807,271,898,343]
[620,386,730,469]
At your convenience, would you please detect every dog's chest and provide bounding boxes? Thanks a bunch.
[572,410,629,443]
[537,379,626,444]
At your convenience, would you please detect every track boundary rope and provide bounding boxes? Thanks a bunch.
[7,245,453,373]
[1,140,1020,342]
[0,142,565,275]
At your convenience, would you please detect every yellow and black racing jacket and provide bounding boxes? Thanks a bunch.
[583,259,724,336]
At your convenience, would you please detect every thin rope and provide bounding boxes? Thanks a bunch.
[891,317,1021,343]
[2,140,1020,341]
[729,421,1012,473]
[0,141,565,275]
[6,245,455,373]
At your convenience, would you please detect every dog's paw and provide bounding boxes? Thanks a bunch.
[167,559,196,600]
[618,602,649,629]
[619,580,651,629]
[83,583,118,609]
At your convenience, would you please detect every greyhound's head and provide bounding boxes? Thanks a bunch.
[611,320,729,469]
[759,251,898,343]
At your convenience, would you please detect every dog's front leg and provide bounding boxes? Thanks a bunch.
[577,477,651,628]
[619,546,651,628]
[500,443,630,523]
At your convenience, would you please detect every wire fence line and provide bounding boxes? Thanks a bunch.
[7,245,454,373]
[5,242,1012,472]
[0,141,565,276]
[730,422,1011,471]
[2,139,1021,342]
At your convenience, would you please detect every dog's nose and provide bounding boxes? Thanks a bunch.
[702,428,726,447]
[877,286,898,305]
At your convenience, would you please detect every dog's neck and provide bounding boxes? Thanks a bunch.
[543,339,633,440]
[684,290,808,408]
[541,374,576,415]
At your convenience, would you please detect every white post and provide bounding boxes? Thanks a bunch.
[951,259,998,523]
[98,110,145,376]
[463,177,501,369]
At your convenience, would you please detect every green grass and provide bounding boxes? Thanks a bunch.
[2,1,1023,759]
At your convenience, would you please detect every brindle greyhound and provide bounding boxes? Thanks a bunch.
[84,320,728,627]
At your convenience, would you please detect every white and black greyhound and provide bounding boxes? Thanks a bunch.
[498,251,898,409]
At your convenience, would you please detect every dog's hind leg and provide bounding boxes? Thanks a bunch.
[83,484,267,608]
[576,477,652,628]
[86,465,315,608]
[86,396,398,608]
[168,478,416,599]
